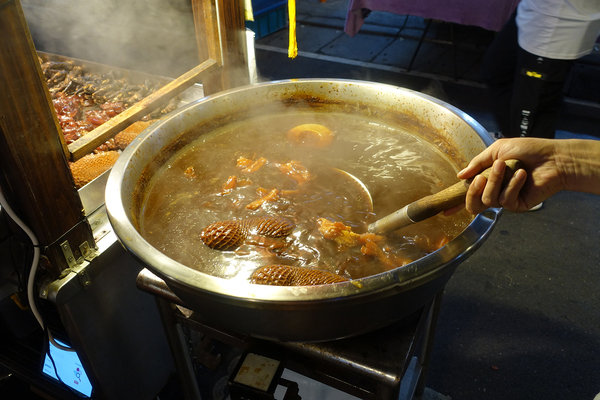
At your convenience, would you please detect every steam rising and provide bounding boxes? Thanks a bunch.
[22,0,200,77]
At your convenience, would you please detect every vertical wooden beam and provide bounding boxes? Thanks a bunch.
[191,0,249,94]
[0,0,94,276]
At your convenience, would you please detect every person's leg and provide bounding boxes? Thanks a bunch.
[508,49,573,138]
[480,13,519,136]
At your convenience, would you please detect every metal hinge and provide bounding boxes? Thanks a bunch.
[59,240,97,288]
[60,240,81,268]
[79,240,98,261]
[60,239,98,267]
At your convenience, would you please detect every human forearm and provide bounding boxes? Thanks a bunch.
[456,137,599,214]
[556,139,600,194]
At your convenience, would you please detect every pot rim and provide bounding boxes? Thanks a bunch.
[105,78,497,303]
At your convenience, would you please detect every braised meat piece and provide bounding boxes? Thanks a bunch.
[250,265,348,286]
[201,217,295,250]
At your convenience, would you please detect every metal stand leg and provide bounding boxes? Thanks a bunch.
[155,298,202,400]
[396,291,444,400]
[414,291,444,398]
[140,269,447,400]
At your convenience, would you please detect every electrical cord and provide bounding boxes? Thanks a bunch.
[0,187,42,326]
[0,186,74,352]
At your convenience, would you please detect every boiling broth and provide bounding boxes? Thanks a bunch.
[138,111,472,282]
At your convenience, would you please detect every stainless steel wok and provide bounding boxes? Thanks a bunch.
[105,79,498,342]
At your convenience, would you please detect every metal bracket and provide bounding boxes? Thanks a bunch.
[79,240,98,261]
[60,239,98,268]
[60,240,80,268]
[77,268,92,288]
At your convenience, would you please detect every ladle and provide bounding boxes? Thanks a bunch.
[331,168,374,214]
[367,159,523,234]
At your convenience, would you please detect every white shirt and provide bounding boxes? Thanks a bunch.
[516,0,600,59]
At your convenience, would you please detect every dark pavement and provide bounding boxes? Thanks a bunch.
[253,1,600,399]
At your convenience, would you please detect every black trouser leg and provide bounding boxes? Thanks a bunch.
[481,13,573,139]
[481,13,519,136]
[508,49,573,138]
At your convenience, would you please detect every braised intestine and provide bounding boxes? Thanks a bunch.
[250,265,348,286]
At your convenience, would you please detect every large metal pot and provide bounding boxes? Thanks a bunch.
[105,79,498,342]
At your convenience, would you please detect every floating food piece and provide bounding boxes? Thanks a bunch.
[246,188,279,210]
[278,160,311,184]
[250,265,348,286]
[200,220,246,250]
[236,156,267,173]
[236,156,253,169]
[220,175,252,194]
[317,218,361,247]
[201,217,295,250]
[184,166,197,179]
[317,218,383,248]
[221,175,237,194]
[287,123,334,148]
[70,151,120,188]
[361,239,411,269]
[248,216,295,237]
[317,218,404,267]
[114,120,155,150]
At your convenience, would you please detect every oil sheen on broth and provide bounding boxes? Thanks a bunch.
[138,111,472,282]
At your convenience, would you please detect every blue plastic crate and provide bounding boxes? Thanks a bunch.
[247,0,288,39]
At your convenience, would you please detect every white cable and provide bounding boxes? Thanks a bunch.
[0,186,43,330]
[0,186,75,352]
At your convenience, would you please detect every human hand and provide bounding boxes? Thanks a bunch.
[456,138,563,214]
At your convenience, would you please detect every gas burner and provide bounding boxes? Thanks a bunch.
[137,268,443,400]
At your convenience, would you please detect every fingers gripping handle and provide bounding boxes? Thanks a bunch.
[368,159,523,234]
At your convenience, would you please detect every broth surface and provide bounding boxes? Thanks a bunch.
[139,111,472,282]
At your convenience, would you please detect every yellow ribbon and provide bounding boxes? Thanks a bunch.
[288,0,298,58]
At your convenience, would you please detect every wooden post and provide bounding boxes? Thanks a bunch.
[191,0,250,94]
[0,0,94,276]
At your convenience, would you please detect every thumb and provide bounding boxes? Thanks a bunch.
[457,151,496,179]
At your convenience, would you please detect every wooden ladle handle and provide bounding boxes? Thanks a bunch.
[368,159,523,234]
[406,159,524,222]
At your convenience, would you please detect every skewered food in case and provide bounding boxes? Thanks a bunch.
[40,54,173,151]
[114,120,155,150]
[39,53,182,187]
[69,151,120,188]
[68,120,156,188]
